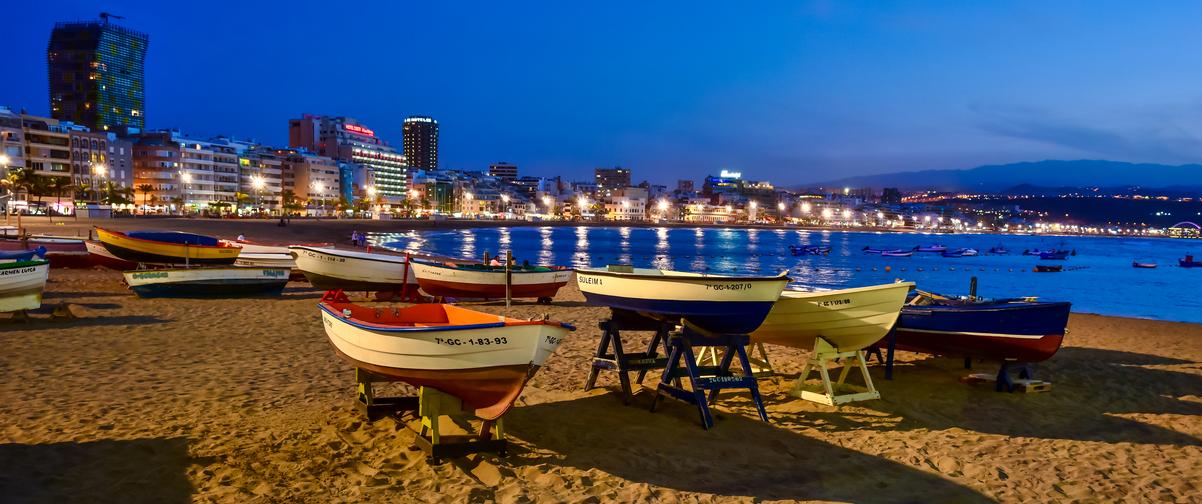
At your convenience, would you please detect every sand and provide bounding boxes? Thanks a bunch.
[1,217,1201,502]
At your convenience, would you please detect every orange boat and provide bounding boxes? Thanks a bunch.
[318,294,574,419]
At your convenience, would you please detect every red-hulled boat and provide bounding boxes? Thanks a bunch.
[410,260,574,304]
[888,292,1071,363]
[0,236,91,268]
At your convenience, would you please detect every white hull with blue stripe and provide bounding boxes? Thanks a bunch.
[575,267,790,334]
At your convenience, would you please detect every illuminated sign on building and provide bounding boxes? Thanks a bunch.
[344,124,375,137]
[719,169,742,179]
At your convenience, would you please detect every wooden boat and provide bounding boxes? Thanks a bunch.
[881,250,913,257]
[221,238,333,255]
[318,295,575,420]
[0,226,17,239]
[234,252,296,269]
[0,246,46,262]
[1181,255,1201,268]
[123,266,290,298]
[0,259,50,312]
[988,245,1009,255]
[751,281,914,352]
[915,244,947,253]
[85,240,139,270]
[289,246,417,291]
[788,244,831,256]
[410,260,573,303]
[1033,265,1063,273]
[575,266,789,334]
[888,292,1071,363]
[97,228,241,265]
[0,236,91,268]
[862,246,908,255]
[1132,261,1158,269]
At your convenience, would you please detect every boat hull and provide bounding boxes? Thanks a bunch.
[319,302,572,419]
[1,238,91,268]
[0,260,50,312]
[85,240,139,270]
[890,301,1071,362]
[123,267,290,298]
[575,268,789,334]
[97,228,240,265]
[290,246,417,291]
[411,261,573,299]
[751,282,913,352]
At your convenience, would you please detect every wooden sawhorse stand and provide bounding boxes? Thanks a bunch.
[650,327,769,430]
[583,311,674,404]
[355,368,506,464]
[795,338,880,406]
[695,341,776,377]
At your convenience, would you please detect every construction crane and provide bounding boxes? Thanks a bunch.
[99,12,125,24]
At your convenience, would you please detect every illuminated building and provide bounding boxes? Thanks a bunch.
[594,167,631,198]
[289,114,406,196]
[402,116,438,173]
[488,162,518,182]
[48,16,149,132]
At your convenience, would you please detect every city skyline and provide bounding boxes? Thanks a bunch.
[6,2,1202,184]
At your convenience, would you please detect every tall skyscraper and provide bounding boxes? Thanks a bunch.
[289,114,407,196]
[47,14,149,132]
[402,116,438,172]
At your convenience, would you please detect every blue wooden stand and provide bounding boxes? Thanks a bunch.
[996,361,1034,392]
[584,311,674,404]
[649,327,769,430]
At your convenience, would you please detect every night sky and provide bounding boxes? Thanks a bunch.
[6,1,1202,185]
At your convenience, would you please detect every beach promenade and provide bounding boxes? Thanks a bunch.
[1,218,1200,501]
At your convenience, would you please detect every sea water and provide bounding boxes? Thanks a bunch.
[375,226,1202,323]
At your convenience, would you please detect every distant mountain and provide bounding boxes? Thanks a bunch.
[998,183,1202,198]
[804,160,1202,193]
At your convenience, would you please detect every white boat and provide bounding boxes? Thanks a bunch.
[123,266,291,298]
[85,240,138,270]
[410,260,574,303]
[0,259,51,312]
[0,226,18,239]
[222,239,333,255]
[319,296,574,419]
[751,281,915,352]
[234,252,296,269]
[575,266,789,334]
[289,246,417,291]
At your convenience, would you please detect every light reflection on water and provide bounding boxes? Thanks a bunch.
[373,226,1202,323]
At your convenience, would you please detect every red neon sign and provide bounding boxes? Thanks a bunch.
[344,124,375,137]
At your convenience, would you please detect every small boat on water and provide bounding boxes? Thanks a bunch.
[575,266,789,334]
[0,236,90,268]
[988,245,1010,255]
[289,246,417,291]
[318,295,575,420]
[751,281,914,352]
[85,240,138,270]
[0,246,46,262]
[888,291,1071,363]
[1132,261,1158,269]
[915,244,947,253]
[1033,265,1063,273]
[1181,255,1202,268]
[881,250,913,257]
[123,266,290,298]
[97,228,241,265]
[0,258,50,312]
[411,260,573,303]
[863,246,909,255]
[1039,250,1070,260]
[942,248,978,258]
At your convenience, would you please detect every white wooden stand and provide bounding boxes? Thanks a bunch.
[794,338,880,406]
[695,342,775,377]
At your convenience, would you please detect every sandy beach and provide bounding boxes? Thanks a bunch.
[2,217,1201,502]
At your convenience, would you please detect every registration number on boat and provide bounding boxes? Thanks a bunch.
[435,337,508,346]
[705,283,753,291]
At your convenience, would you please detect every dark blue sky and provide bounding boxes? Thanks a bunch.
[6,1,1202,185]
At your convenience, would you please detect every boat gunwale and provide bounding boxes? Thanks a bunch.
[97,228,238,250]
[575,268,789,282]
[0,259,50,270]
[411,259,573,275]
[319,302,576,332]
[289,245,410,264]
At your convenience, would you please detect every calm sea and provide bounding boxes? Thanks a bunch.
[373,226,1202,324]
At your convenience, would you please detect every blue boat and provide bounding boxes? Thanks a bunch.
[1039,250,1070,260]
[0,246,46,262]
[988,245,1009,255]
[915,244,947,253]
[788,244,831,256]
[1181,255,1201,268]
[574,266,790,334]
[890,292,1072,363]
[941,248,978,258]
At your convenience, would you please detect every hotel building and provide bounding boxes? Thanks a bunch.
[47,17,149,132]
[594,167,631,198]
[488,162,518,183]
[289,115,405,196]
[402,116,438,173]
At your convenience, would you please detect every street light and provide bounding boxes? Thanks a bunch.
[91,163,107,205]
[801,202,812,214]
[251,175,265,214]
[821,207,832,220]
[313,182,325,216]
[180,172,193,215]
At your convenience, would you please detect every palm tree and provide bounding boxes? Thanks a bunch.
[46,176,72,222]
[136,184,153,214]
